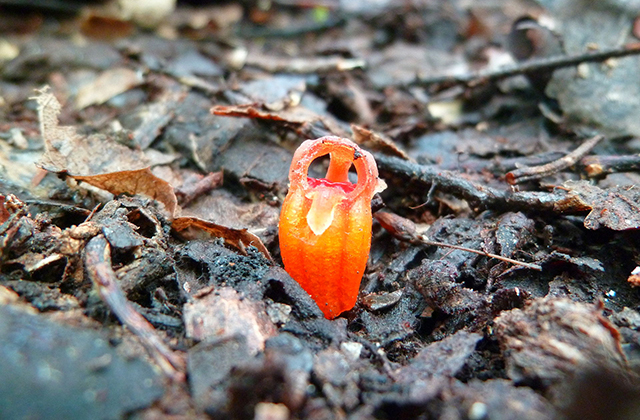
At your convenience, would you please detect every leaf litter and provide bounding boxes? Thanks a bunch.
[0,1,640,419]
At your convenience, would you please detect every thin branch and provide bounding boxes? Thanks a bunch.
[581,154,640,178]
[419,237,542,271]
[374,212,542,271]
[374,154,565,214]
[84,235,185,381]
[236,16,346,39]
[506,135,604,184]
[414,44,640,89]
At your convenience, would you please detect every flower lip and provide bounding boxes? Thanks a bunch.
[289,136,378,200]
[307,177,357,194]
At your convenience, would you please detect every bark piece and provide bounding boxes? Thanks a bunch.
[444,379,558,420]
[183,287,278,356]
[188,336,252,413]
[494,297,626,395]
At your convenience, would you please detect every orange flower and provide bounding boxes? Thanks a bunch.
[279,136,383,319]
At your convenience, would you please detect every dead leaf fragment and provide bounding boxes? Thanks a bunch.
[174,171,223,206]
[554,181,640,230]
[183,287,277,355]
[495,297,626,394]
[211,103,305,122]
[172,216,272,261]
[125,83,185,149]
[80,13,135,40]
[74,168,178,218]
[35,88,148,174]
[181,189,279,233]
[352,124,410,160]
[211,103,347,137]
[374,211,419,242]
[0,195,10,224]
[34,88,178,218]
[361,289,403,311]
[75,67,144,109]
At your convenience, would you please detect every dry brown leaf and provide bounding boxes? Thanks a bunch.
[352,124,410,160]
[74,169,177,218]
[35,87,148,174]
[211,103,348,137]
[80,14,135,41]
[172,216,272,261]
[212,103,308,122]
[34,88,178,218]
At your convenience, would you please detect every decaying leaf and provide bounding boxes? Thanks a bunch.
[74,169,178,218]
[171,216,272,261]
[180,189,279,246]
[174,171,224,206]
[0,195,10,224]
[554,180,640,230]
[125,82,185,149]
[211,103,347,137]
[351,124,410,160]
[183,287,277,356]
[35,87,148,174]
[495,297,626,397]
[374,211,419,242]
[79,13,135,40]
[75,67,143,109]
[34,88,178,218]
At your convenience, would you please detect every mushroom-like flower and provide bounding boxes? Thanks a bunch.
[279,136,383,319]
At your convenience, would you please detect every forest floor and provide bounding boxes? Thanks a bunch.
[1,1,640,419]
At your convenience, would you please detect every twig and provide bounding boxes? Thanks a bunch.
[374,212,542,271]
[23,199,92,217]
[236,16,345,39]
[374,154,565,213]
[419,237,541,271]
[84,235,185,381]
[414,44,640,89]
[505,135,604,184]
[175,171,224,206]
[581,154,640,178]
[490,151,566,173]
[245,53,366,74]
